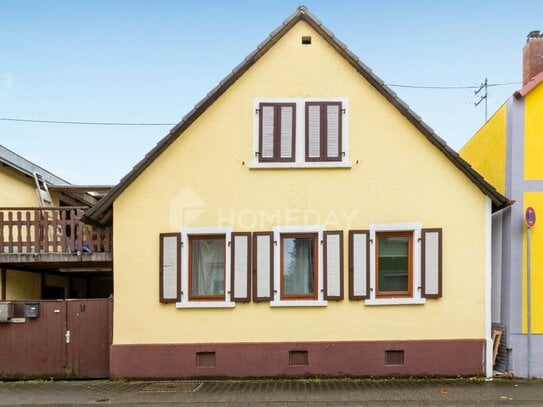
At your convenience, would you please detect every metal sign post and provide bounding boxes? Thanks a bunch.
[525,207,536,378]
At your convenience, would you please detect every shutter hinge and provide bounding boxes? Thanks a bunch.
[274,240,277,245]
[255,108,260,114]
[369,238,374,244]
[320,239,324,245]
[255,151,260,157]
[341,108,346,114]
[228,241,231,247]
[341,151,346,157]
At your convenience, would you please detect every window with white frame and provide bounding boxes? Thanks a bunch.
[348,224,442,305]
[157,227,250,308]
[252,98,350,168]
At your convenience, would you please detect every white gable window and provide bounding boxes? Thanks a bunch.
[251,98,351,168]
[349,223,443,306]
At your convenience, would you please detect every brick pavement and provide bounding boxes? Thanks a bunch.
[0,378,542,406]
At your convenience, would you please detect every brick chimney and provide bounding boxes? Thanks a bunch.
[523,31,543,85]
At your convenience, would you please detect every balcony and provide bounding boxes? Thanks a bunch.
[0,207,112,265]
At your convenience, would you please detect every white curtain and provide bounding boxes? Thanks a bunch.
[284,238,314,294]
[192,238,225,296]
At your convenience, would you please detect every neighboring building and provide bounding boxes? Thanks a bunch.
[0,144,113,300]
[460,31,543,377]
[86,6,509,379]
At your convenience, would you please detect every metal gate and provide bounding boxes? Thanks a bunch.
[0,299,112,378]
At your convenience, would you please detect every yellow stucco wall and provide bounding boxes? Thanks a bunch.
[0,165,60,207]
[460,105,507,195]
[522,192,543,333]
[0,165,42,207]
[113,21,489,345]
[4,270,41,300]
[524,84,543,180]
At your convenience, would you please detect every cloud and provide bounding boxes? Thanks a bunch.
[0,73,14,98]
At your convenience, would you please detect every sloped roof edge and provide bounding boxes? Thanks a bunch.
[514,71,543,99]
[0,144,70,185]
[86,6,510,224]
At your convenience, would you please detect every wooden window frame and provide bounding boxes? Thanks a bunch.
[188,234,226,301]
[280,233,319,300]
[258,102,296,163]
[375,231,413,298]
[305,101,343,162]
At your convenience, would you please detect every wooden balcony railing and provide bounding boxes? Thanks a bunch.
[0,207,112,255]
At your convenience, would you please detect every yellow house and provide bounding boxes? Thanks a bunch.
[460,31,543,378]
[87,6,509,378]
[0,144,113,301]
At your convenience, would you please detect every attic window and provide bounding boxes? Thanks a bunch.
[302,36,312,45]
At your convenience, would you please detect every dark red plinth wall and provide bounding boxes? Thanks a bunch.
[110,339,485,379]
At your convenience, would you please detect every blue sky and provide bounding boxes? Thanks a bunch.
[1,0,542,184]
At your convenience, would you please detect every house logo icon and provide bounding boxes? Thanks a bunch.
[169,187,205,228]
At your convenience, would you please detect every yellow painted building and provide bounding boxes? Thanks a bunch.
[88,6,508,378]
[460,32,543,377]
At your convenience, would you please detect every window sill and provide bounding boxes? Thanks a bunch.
[364,298,426,306]
[176,301,235,309]
[270,300,327,307]
[249,161,352,169]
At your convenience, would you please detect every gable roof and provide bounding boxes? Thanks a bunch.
[514,70,543,99]
[86,6,510,224]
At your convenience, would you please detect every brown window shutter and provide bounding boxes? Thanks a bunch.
[259,103,296,162]
[159,233,181,303]
[306,103,321,159]
[231,232,252,302]
[326,103,342,160]
[421,228,443,298]
[323,231,344,300]
[305,101,342,161]
[279,105,295,159]
[348,230,370,300]
[253,231,274,302]
[260,104,275,159]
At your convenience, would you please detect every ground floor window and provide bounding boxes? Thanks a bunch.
[375,231,412,297]
[280,233,318,299]
[189,235,226,301]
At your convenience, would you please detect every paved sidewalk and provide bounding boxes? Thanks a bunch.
[0,378,542,406]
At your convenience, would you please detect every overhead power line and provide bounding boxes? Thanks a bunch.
[0,80,523,127]
[386,81,520,90]
[0,117,176,126]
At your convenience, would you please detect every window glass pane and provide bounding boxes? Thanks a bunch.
[378,235,409,292]
[283,236,315,295]
[191,237,225,296]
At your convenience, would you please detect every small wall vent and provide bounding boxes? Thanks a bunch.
[385,350,404,366]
